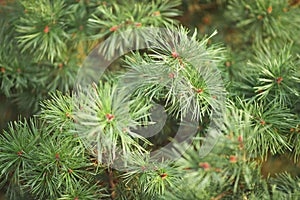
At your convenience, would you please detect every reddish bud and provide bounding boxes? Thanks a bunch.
[160,173,168,179]
[141,166,146,171]
[202,15,211,25]
[43,26,49,33]
[68,169,73,173]
[153,11,161,16]
[58,63,63,69]
[276,77,283,84]
[199,162,210,170]
[171,51,179,58]
[260,120,266,125]
[168,73,175,78]
[225,61,231,67]
[267,6,272,14]
[135,22,142,27]
[229,155,237,163]
[196,89,203,94]
[66,112,71,118]
[1,67,5,73]
[17,151,22,156]
[258,90,264,94]
[215,168,222,172]
[55,153,60,160]
[109,26,118,32]
[290,128,295,132]
[74,197,79,200]
[238,135,243,142]
[239,143,244,149]
[212,96,217,99]
[106,113,115,121]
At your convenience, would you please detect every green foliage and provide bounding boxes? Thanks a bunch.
[20,136,96,199]
[16,1,69,62]
[40,91,75,133]
[269,173,300,198]
[1,0,300,199]
[227,0,300,45]
[0,119,41,191]
[0,118,107,200]
[249,44,300,106]
[122,27,225,121]
[0,0,181,113]
[236,99,297,158]
[74,81,152,165]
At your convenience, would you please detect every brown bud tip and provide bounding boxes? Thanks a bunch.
[44,26,49,33]
[257,15,263,20]
[199,162,210,170]
[276,77,283,84]
[215,168,222,172]
[171,51,179,58]
[79,25,84,30]
[267,6,272,14]
[66,112,71,118]
[225,61,231,67]
[55,153,60,160]
[260,120,266,125]
[153,11,161,16]
[17,151,22,156]
[196,89,203,94]
[1,67,5,73]
[160,173,168,179]
[110,26,118,32]
[202,15,211,25]
[168,73,175,78]
[135,22,142,27]
[106,113,115,121]
[290,128,295,132]
[68,169,73,173]
[229,155,237,163]
[238,135,243,142]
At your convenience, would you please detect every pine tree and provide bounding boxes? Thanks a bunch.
[1,0,300,199]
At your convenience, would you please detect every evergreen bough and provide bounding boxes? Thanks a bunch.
[1,0,300,199]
